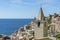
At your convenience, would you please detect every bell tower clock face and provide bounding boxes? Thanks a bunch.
[37,21,40,27]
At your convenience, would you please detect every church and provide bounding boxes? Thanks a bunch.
[31,8,48,39]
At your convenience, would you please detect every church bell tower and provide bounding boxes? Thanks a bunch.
[38,8,44,21]
[33,8,48,39]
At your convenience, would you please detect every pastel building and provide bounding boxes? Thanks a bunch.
[50,13,60,34]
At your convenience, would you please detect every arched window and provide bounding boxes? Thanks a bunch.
[37,22,40,27]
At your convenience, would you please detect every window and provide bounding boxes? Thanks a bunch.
[37,22,40,27]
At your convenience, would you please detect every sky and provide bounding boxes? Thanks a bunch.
[0,0,60,19]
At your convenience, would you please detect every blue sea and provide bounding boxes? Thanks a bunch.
[0,19,34,36]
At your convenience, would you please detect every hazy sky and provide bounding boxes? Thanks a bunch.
[0,0,60,18]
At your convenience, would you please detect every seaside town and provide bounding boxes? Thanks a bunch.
[0,8,60,40]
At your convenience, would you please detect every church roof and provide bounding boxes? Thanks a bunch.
[38,8,44,20]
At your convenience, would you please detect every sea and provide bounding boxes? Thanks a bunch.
[0,19,34,36]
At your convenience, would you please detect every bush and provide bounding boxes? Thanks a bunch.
[26,25,32,30]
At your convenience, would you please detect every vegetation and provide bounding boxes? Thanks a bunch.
[39,38,52,40]
[26,25,32,30]
[44,16,52,24]
[0,35,3,38]
[48,17,52,24]
[53,33,60,40]
[20,28,25,31]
